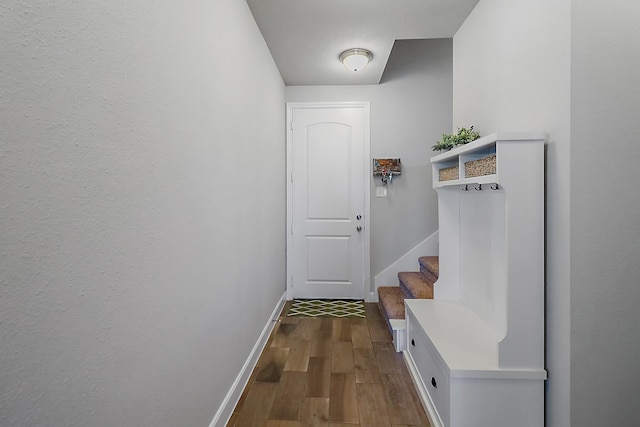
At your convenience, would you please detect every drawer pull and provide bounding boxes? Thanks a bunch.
[431,377,437,389]
[411,339,415,347]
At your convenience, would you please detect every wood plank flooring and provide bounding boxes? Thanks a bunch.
[227,302,430,427]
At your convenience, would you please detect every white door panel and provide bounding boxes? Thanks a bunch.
[306,125,351,219]
[287,103,370,300]
[306,236,351,281]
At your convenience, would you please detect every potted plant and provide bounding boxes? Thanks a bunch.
[432,126,480,151]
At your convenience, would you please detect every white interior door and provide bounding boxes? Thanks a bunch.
[287,103,370,300]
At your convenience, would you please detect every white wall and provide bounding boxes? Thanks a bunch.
[453,1,571,425]
[571,2,640,425]
[286,38,453,289]
[0,1,285,426]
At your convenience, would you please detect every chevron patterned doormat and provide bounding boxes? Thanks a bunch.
[287,299,366,318]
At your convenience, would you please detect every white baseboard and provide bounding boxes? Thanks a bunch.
[373,231,439,291]
[209,291,286,427]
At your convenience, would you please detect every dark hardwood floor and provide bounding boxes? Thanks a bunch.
[227,302,430,427]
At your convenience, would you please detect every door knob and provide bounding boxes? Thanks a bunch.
[356,225,363,232]
[356,215,362,220]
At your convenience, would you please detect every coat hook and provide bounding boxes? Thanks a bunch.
[475,184,482,191]
[490,184,499,190]
[461,184,468,191]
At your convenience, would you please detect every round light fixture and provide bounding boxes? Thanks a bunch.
[339,48,372,72]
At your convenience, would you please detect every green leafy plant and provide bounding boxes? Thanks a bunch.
[432,126,481,151]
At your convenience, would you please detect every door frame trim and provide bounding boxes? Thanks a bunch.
[286,102,371,300]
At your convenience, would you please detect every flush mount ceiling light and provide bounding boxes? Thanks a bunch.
[339,48,372,72]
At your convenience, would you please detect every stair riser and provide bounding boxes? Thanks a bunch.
[399,284,418,300]
[398,281,414,299]
[419,267,438,283]
[418,256,439,279]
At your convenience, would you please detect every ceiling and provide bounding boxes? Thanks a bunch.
[246,0,479,86]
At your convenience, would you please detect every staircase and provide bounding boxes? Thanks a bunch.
[377,256,439,351]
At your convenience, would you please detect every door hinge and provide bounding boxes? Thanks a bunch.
[290,276,294,288]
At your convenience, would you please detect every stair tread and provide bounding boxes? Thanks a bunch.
[398,271,434,299]
[377,286,406,319]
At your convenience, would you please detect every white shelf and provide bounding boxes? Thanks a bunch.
[431,174,497,188]
[431,132,546,188]
[430,131,546,162]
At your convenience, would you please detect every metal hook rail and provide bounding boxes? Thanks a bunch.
[460,183,500,191]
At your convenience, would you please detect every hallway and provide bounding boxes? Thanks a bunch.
[228,302,430,426]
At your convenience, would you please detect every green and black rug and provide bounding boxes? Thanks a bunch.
[287,299,366,318]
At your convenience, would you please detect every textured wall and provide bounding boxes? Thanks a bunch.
[571,1,640,425]
[453,1,571,425]
[285,38,453,288]
[0,1,285,426]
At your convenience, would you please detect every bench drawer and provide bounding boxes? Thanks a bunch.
[407,309,450,427]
